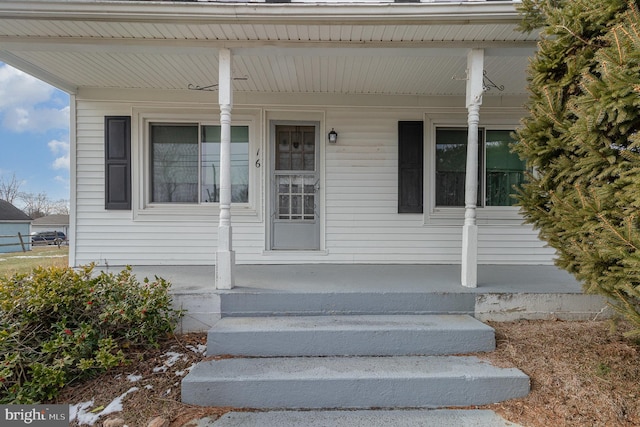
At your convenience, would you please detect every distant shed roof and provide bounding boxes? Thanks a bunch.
[31,214,69,226]
[0,200,31,221]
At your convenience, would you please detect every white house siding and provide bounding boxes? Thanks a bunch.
[72,94,554,267]
[322,108,552,264]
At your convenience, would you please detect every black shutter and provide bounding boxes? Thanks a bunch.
[398,121,424,213]
[105,116,131,210]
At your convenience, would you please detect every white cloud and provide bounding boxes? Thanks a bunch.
[48,139,70,170]
[0,65,53,108]
[0,64,69,133]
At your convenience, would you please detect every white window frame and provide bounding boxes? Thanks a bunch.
[424,111,524,226]
[132,108,261,222]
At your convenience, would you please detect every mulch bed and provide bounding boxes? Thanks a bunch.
[55,320,640,427]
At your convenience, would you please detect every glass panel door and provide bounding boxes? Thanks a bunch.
[271,124,320,250]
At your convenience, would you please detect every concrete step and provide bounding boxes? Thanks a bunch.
[200,409,523,426]
[207,314,495,356]
[219,291,476,317]
[181,355,529,409]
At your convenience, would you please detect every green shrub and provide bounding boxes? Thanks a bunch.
[0,264,183,403]
[515,1,640,336]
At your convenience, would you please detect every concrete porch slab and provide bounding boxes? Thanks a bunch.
[111,264,612,332]
[130,264,584,294]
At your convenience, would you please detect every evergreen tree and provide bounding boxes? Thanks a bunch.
[515,1,640,334]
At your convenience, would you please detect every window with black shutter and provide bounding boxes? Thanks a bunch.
[398,121,424,213]
[104,116,131,210]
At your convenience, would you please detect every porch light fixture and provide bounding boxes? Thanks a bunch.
[328,128,338,144]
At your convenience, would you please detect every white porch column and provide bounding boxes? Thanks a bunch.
[215,48,235,290]
[461,48,484,288]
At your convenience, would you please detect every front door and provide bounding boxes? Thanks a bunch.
[270,123,320,250]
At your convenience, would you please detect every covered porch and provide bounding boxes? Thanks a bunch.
[120,264,612,332]
[0,1,549,292]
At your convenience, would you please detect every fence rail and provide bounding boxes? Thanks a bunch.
[0,232,31,252]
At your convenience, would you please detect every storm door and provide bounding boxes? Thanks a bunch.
[270,123,320,250]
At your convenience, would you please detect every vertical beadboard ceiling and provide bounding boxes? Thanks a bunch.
[0,2,538,95]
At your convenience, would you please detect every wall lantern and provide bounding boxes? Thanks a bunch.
[328,128,338,144]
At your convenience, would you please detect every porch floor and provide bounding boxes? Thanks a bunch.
[127,264,584,294]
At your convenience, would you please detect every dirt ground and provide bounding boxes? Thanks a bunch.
[55,319,640,427]
[483,319,640,427]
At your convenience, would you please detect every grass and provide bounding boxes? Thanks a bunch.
[0,245,69,277]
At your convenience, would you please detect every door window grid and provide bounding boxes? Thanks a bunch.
[276,125,315,171]
[277,175,316,220]
[275,125,317,221]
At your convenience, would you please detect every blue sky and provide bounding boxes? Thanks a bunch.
[0,63,70,204]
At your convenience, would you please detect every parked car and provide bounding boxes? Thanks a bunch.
[31,231,66,245]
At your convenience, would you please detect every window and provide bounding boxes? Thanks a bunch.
[151,124,198,203]
[150,123,249,204]
[201,126,249,203]
[435,127,525,207]
[485,130,527,206]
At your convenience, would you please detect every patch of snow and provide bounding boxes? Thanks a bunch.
[70,387,139,426]
[187,344,207,354]
[175,370,186,377]
[127,373,143,382]
[164,351,184,367]
[100,387,139,416]
[153,351,185,373]
[69,400,94,425]
[144,385,153,390]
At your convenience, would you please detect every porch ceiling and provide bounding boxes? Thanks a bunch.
[0,1,538,97]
